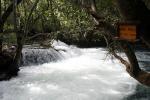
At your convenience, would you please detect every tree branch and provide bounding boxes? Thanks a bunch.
[1,0,22,25]
[81,0,150,86]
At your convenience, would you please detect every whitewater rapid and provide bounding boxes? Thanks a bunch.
[0,41,138,100]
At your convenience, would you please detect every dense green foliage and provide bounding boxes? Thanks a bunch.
[1,0,150,45]
[0,0,120,46]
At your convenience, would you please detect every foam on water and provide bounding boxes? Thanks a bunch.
[0,41,137,100]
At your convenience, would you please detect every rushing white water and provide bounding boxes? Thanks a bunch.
[0,41,138,100]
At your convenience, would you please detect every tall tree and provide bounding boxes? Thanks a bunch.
[76,0,150,86]
[0,0,2,52]
[0,0,22,53]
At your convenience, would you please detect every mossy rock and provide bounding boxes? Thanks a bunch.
[0,51,19,81]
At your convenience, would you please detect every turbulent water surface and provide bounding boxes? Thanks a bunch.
[0,41,149,100]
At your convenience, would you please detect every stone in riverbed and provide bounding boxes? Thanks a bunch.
[0,47,19,81]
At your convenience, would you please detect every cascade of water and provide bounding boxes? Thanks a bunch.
[51,40,82,58]
[21,47,64,66]
[0,41,149,100]
[21,41,81,66]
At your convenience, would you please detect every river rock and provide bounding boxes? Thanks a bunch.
[0,48,19,81]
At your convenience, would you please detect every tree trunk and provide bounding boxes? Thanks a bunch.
[80,0,150,86]
[0,0,22,80]
[1,0,22,26]
[120,41,150,86]
[0,0,2,53]
[0,0,22,53]
[12,0,20,68]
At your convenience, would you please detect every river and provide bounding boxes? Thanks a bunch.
[0,41,149,100]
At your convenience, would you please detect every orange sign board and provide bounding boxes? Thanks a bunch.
[118,24,137,42]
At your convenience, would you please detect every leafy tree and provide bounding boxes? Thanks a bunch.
[73,0,150,86]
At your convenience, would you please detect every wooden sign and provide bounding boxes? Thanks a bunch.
[118,24,137,42]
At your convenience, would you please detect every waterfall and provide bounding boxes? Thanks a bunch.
[21,45,64,66]
[21,40,81,66]
[0,41,149,100]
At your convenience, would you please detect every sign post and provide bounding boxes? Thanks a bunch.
[118,23,137,42]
